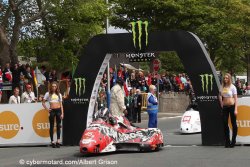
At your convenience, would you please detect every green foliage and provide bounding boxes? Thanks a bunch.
[110,0,250,74]
[17,0,108,70]
[158,52,184,74]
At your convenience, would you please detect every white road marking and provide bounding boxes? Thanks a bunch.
[163,145,198,148]
[159,116,182,119]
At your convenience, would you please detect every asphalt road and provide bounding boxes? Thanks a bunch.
[1,115,250,167]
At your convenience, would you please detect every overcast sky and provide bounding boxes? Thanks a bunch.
[108,26,128,34]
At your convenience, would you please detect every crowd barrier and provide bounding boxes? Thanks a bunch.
[141,93,148,110]
[231,97,250,144]
[0,103,61,146]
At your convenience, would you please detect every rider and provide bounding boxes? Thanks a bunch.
[110,78,127,117]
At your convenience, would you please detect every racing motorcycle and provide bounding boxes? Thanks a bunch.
[80,108,164,154]
[180,91,201,133]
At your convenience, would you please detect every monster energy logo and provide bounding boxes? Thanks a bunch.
[130,21,148,50]
[200,74,213,94]
[74,78,86,97]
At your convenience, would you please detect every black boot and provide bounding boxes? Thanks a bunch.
[230,141,236,148]
[225,140,230,148]
[51,142,56,148]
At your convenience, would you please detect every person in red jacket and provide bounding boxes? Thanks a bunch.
[3,63,12,82]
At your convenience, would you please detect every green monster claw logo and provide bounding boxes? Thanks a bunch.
[130,21,149,50]
[74,78,86,97]
[200,74,213,94]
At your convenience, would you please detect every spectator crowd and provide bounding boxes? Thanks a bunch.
[0,62,71,104]
[97,64,193,123]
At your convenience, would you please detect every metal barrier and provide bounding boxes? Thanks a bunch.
[141,93,148,110]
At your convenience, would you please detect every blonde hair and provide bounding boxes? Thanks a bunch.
[149,85,156,91]
[222,73,232,87]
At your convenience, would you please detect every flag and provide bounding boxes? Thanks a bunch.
[123,78,129,97]
[113,65,117,86]
[35,66,46,87]
[31,68,38,88]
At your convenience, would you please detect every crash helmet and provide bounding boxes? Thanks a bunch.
[109,116,117,125]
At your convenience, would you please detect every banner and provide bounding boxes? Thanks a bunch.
[0,103,61,146]
[230,97,250,144]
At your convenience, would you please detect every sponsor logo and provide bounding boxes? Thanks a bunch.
[74,77,86,97]
[200,74,213,94]
[70,98,89,104]
[196,96,218,101]
[229,105,250,136]
[32,109,55,137]
[89,124,158,142]
[130,20,148,50]
[182,116,191,123]
[0,111,20,139]
[125,52,155,62]
[128,20,154,62]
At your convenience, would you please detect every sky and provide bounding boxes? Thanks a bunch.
[108,26,128,34]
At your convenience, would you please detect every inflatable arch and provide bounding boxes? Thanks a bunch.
[63,31,224,146]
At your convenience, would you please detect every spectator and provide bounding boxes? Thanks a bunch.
[130,72,137,88]
[24,66,33,84]
[21,84,36,103]
[19,72,25,95]
[3,63,12,82]
[38,94,44,102]
[9,87,20,104]
[162,73,172,92]
[122,66,130,80]
[180,73,187,90]
[41,65,49,81]
[151,73,157,86]
[101,73,108,89]
[12,63,20,90]
[125,89,133,122]
[49,70,58,82]
[147,73,152,86]
[174,74,181,92]
[235,78,243,95]
[133,89,142,123]
[137,71,145,90]
[140,80,148,92]
[117,65,124,79]
[61,71,72,81]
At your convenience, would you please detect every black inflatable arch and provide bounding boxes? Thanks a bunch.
[63,31,224,146]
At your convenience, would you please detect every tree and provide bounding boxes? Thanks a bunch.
[110,0,250,75]
[0,0,48,66]
[1,0,108,70]
[32,0,108,70]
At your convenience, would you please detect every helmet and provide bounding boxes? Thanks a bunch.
[109,116,117,125]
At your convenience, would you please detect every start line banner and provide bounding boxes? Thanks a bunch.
[0,103,61,146]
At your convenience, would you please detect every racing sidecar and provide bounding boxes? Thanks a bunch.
[80,108,164,154]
